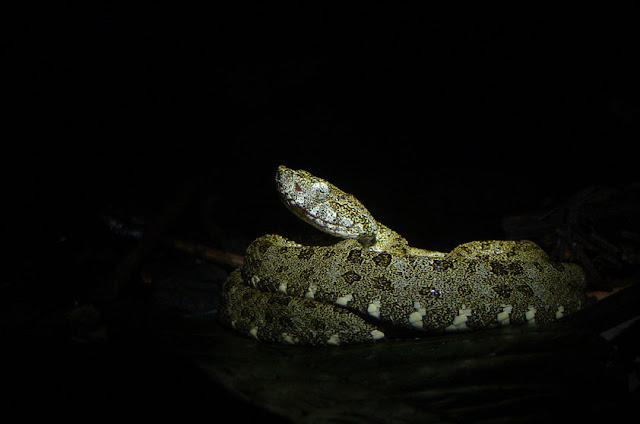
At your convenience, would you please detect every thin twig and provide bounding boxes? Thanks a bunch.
[171,239,244,269]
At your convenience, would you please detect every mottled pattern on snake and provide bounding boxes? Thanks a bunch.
[220,166,586,345]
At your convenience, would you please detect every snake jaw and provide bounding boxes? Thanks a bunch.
[276,165,378,242]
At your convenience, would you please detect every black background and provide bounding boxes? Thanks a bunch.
[4,3,640,421]
[7,3,639,252]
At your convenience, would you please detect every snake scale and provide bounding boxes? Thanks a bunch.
[219,166,586,345]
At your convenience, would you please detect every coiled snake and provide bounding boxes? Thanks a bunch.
[220,166,586,345]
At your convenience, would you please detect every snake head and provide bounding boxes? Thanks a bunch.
[276,165,378,245]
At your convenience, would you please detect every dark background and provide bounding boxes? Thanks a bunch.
[7,3,639,251]
[4,3,639,421]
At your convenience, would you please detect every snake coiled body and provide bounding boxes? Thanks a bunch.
[219,167,586,345]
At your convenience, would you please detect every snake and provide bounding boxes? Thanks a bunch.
[219,166,586,345]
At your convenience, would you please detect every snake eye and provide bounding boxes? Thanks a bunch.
[295,183,302,192]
